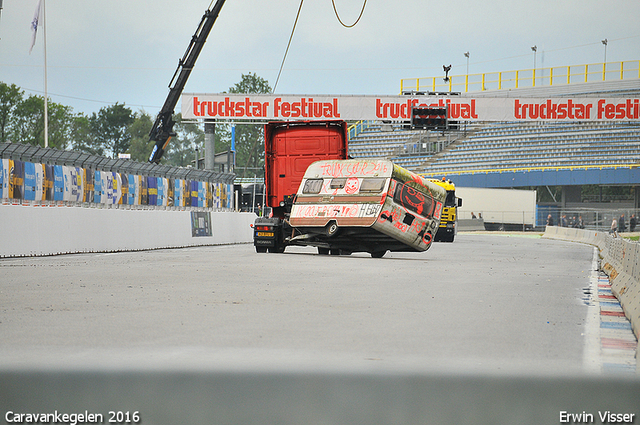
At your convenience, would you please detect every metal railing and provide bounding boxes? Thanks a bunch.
[538,207,640,233]
[457,208,640,232]
[0,142,236,210]
[0,143,235,184]
[401,60,640,94]
[347,120,375,140]
[419,163,640,179]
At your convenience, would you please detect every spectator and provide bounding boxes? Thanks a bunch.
[546,214,554,226]
[577,215,584,229]
[471,212,477,219]
[610,218,618,236]
[630,214,637,232]
[619,214,626,233]
[561,215,568,227]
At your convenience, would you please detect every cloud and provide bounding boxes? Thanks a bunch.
[1,0,638,115]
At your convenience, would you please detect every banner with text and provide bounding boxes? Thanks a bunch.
[182,93,640,122]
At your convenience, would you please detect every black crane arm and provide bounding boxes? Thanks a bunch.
[148,0,226,164]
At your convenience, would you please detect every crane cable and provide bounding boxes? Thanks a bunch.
[332,0,367,28]
[273,0,305,93]
[273,0,367,93]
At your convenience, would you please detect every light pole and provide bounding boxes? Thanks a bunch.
[601,39,608,81]
[464,51,469,76]
[531,45,537,86]
[464,52,469,92]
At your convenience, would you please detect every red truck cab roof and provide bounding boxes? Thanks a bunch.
[264,120,348,209]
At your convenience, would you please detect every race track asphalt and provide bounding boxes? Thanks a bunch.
[0,233,595,374]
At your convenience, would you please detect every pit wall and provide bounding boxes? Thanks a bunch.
[543,226,640,358]
[0,204,255,257]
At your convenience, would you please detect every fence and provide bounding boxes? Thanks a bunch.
[538,207,640,233]
[0,143,236,210]
[400,60,640,94]
[456,207,640,232]
[347,120,375,140]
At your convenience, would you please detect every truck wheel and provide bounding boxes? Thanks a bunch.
[255,247,268,253]
[370,251,386,258]
[325,221,339,237]
[318,247,330,255]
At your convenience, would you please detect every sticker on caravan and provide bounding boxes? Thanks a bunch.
[344,177,360,194]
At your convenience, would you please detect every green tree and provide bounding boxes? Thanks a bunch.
[91,103,134,158]
[10,95,44,147]
[216,73,272,178]
[164,114,204,167]
[46,102,74,150]
[230,72,272,95]
[128,111,154,162]
[70,114,101,156]
[0,82,24,143]
[6,92,73,149]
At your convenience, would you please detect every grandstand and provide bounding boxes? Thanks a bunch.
[348,123,470,170]
[348,61,640,179]
[417,121,640,175]
[348,119,640,174]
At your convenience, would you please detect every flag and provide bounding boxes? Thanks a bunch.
[29,0,42,54]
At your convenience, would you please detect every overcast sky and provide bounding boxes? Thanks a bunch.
[1,0,639,116]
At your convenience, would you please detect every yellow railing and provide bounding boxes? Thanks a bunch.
[347,120,373,140]
[419,163,639,178]
[401,60,640,94]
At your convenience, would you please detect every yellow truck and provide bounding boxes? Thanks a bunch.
[429,178,462,242]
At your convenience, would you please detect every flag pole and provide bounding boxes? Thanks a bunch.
[42,0,48,148]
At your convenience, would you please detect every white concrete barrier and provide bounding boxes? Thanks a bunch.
[1,368,639,425]
[0,204,255,257]
[457,218,485,231]
[543,226,640,361]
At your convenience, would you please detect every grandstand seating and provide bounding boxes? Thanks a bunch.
[420,121,640,174]
[348,78,640,175]
[349,121,640,174]
[348,122,470,168]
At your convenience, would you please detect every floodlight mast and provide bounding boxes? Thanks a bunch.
[148,0,227,164]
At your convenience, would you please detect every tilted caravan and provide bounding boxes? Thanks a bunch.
[287,159,447,257]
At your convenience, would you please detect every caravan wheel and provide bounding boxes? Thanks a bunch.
[325,221,339,237]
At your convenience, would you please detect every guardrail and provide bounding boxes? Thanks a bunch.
[347,120,375,140]
[401,60,640,94]
[543,226,640,361]
[419,163,640,179]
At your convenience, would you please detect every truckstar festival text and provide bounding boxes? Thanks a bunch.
[183,94,640,122]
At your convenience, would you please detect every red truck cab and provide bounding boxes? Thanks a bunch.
[254,121,349,253]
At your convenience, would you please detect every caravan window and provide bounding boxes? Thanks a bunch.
[360,178,386,193]
[330,178,346,189]
[302,178,323,194]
